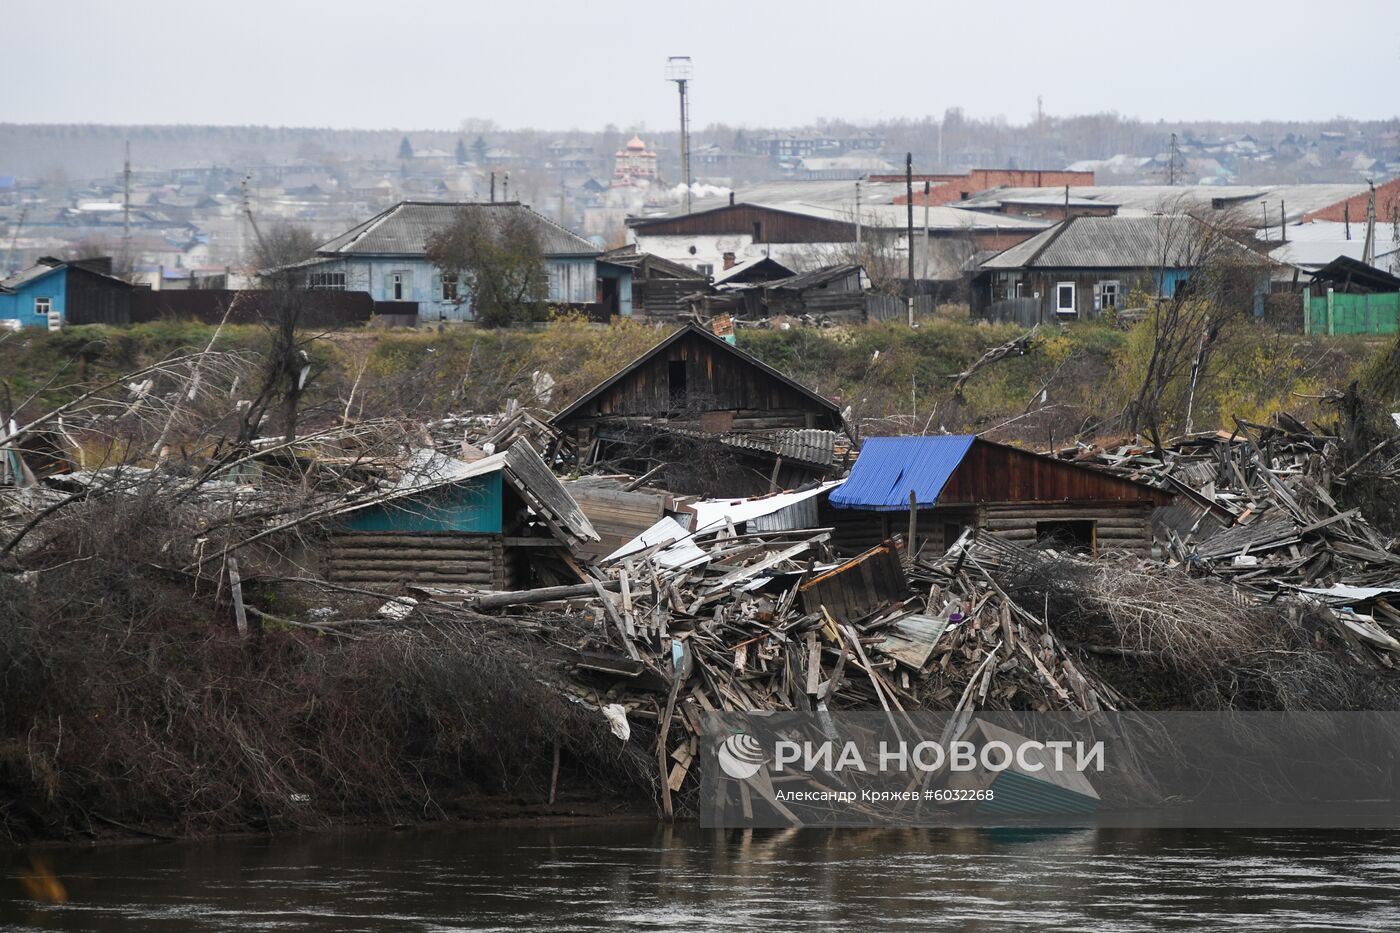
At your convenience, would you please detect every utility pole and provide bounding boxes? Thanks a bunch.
[122,140,131,270]
[922,180,930,280]
[1363,180,1377,267]
[3,207,25,276]
[854,180,862,253]
[490,171,496,203]
[666,56,693,214]
[1167,132,1182,186]
[240,173,267,261]
[503,172,509,201]
[905,153,915,326]
[1280,201,1286,244]
[1345,202,1351,240]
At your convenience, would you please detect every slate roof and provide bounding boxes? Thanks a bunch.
[315,200,599,258]
[762,264,864,292]
[712,256,795,286]
[0,259,65,291]
[628,180,1052,233]
[979,215,1261,271]
[598,246,708,280]
[959,183,1379,225]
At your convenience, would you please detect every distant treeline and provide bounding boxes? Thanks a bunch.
[3,112,1397,183]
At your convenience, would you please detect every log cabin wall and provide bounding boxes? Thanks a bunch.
[327,532,507,588]
[819,497,978,556]
[979,501,1155,557]
[820,497,1153,557]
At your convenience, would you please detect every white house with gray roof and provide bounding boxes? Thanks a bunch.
[273,200,606,322]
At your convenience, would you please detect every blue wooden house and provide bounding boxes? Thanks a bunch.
[272,200,628,323]
[0,257,133,330]
[329,443,598,589]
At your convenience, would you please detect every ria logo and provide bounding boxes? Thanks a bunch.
[716,732,767,780]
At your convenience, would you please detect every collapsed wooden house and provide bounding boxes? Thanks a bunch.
[551,323,846,496]
[597,246,711,321]
[822,435,1173,557]
[327,443,597,589]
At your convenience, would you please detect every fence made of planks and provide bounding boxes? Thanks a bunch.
[1304,289,1400,335]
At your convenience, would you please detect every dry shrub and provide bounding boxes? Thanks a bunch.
[1000,555,1397,710]
[0,493,654,843]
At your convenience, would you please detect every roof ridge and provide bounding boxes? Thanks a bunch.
[517,202,595,251]
[550,322,839,427]
[1025,215,1076,266]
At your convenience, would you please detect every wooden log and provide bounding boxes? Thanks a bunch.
[473,579,622,609]
[227,557,247,637]
[329,550,501,562]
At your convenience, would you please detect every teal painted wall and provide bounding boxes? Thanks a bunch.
[341,472,504,533]
[0,265,66,329]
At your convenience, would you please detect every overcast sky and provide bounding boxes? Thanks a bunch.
[5,0,1398,130]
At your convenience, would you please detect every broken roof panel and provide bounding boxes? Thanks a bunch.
[688,480,844,534]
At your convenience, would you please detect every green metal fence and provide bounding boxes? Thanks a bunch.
[1304,289,1400,335]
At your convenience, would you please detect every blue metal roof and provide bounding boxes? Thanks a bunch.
[828,435,976,511]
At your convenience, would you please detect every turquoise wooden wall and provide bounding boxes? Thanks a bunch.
[341,472,504,533]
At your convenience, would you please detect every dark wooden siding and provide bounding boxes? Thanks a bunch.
[630,205,854,243]
[64,267,132,325]
[562,330,839,430]
[937,440,1172,506]
[799,540,908,624]
[131,289,375,326]
[635,278,704,318]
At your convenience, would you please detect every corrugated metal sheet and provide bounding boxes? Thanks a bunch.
[980,215,1236,271]
[748,494,819,533]
[690,480,843,533]
[829,436,976,511]
[720,428,837,467]
[317,200,598,258]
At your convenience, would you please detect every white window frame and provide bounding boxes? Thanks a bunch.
[391,272,405,301]
[308,272,345,290]
[1055,282,1076,315]
[441,273,459,302]
[34,296,51,317]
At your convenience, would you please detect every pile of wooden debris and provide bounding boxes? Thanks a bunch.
[429,521,1139,814]
[1057,415,1400,596]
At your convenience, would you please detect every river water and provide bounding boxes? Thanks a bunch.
[4,823,1400,931]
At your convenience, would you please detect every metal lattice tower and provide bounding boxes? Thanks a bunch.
[666,56,693,214]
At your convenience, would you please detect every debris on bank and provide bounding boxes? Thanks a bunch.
[3,324,1400,825]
